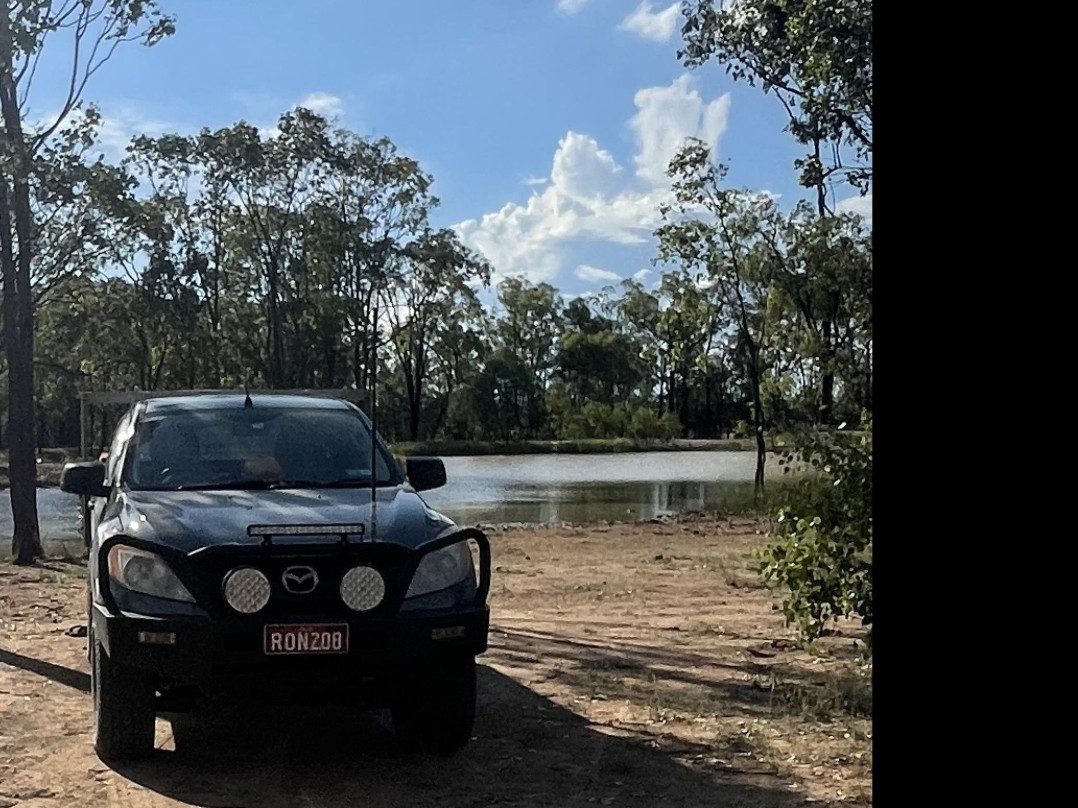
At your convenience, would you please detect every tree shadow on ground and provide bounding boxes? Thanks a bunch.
[0,646,90,693]
[109,665,806,808]
[491,627,872,722]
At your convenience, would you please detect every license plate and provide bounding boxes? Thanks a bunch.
[263,623,349,655]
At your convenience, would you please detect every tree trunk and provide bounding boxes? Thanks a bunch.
[703,371,713,438]
[751,373,766,501]
[266,259,284,387]
[0,13,43,562]
[408,335,424,441]
[657,354,666,416]
[820,317,834,424]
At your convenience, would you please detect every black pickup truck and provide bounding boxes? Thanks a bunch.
[60,393,490,761]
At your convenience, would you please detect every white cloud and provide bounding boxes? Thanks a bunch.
[523,175,549,186]
[454,76,730,287]
[296,91,344,119]
[631,74,730,185]
[617,2,682,43]
[557,0,592,13]
[837,192,873,225]
[576,265,622,283]
[632,268,652,282]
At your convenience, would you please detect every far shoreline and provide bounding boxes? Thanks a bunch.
[387,437,772,457]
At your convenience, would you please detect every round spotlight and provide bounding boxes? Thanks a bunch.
[223,567,271,614]
[340,566,386,612]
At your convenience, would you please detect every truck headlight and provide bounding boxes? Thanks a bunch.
[406,541,475,599]
[107,544,194,603]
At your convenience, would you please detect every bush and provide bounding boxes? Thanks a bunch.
[757,421,872,655]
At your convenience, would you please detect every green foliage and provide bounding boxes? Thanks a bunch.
[679,0,873,195]
[757,421,872,655]
[628,406,680,441]
[12,30,871,461]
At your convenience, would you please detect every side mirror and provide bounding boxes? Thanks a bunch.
[60,461,109,498]
[405,457,446,492]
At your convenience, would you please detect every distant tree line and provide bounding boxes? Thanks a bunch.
[0,108,871,458]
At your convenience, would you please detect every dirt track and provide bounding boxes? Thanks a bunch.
[0,517,872,807]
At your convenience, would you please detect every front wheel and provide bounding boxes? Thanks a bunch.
[390,655,477,755]
[91,640,157,761]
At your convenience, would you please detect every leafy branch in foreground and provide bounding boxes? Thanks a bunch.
[757,419,872,655]
[678,0,873,199]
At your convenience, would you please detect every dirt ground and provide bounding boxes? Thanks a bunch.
[0,516,872,807]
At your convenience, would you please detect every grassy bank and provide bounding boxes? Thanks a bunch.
[389,437,763,456]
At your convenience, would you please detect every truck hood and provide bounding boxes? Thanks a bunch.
[105,486,456,554]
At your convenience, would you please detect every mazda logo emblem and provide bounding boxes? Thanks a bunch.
[281,566,319,595]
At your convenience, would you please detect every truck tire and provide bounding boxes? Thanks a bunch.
[91,640,157,761]
[391,655,476,755]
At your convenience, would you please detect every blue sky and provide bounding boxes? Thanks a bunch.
[28,0,870,300]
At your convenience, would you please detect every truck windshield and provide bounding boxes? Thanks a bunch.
[122,407,398,491]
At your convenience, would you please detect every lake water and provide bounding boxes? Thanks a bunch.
[3,451,765,555]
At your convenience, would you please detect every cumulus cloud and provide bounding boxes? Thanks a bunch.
[576,265,622,283]
[455,132,668,285]
[617,2,682,43]
[631,74,730,185]
[837,192,873,225]
[556,0,592,13]
[454,75,731,286]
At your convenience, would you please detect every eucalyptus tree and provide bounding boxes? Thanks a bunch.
[555,329,644,411]
[657,141,782,495]
[196,109,334,388]
[679,0,873,202]
[471,348,534,442]
[384,228,490,441]
[616,270,721,431]
[315,131,438,393]
[769,203,873,423]
[425,308,488,438]
[493,277,563,436]
[1,0,173,562]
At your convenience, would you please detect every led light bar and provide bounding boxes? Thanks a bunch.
[247,524,367,537]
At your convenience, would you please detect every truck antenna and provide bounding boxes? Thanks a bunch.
[369,298,379,542]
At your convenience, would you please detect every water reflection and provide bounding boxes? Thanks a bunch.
[423,479,754,525]
[421,452,762,525]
